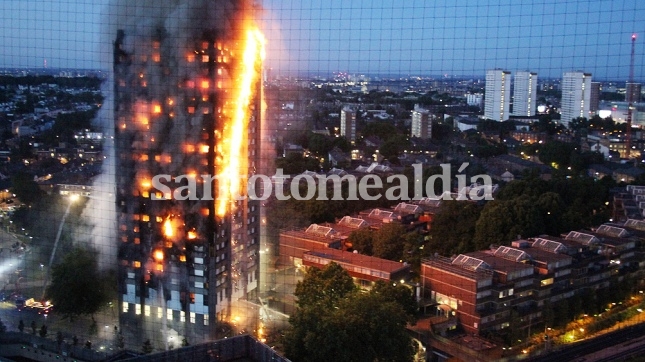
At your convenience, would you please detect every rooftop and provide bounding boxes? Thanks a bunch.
[304,248,409,275]
[467,250,534,276]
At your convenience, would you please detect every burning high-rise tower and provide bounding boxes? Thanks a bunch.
[112,0,264,347]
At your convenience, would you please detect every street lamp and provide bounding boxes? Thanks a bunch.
[41,194,79,300]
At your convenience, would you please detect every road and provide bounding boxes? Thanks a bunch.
[526,323,645,362]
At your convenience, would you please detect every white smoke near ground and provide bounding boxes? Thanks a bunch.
[71,4,122,270]
[75,77,117,270]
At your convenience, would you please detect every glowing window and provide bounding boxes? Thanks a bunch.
[122,302,129,313]
[541,278,554,287]
[134,261,141,268]
[144,305,150,316]
[190,312,196,324]
[167,308,173,320]
[180,311,185,322]
[135,304,141,315]
[157,307,163,319]
[141,215,150,222]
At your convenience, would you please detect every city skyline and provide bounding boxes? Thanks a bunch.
[0,0,644,80]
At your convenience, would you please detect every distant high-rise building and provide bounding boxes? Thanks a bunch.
[626,83,642,104]
[484,69,511,121]
[411,104,432,139]
[465,93,483,108]
[340,106,357,142]
[512,71,537,116]
[590,82,601,114]
[561,71,592,127]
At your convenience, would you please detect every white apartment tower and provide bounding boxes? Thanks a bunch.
[561,71,592,127]
[411,104,432,139]
[340,106,357,142]
[512,71,538,116]
[484,69,511,121]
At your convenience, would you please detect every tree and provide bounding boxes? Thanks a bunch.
[294,262,356,309]
[474,196,545,248]
[401,231,426,270]
[427,201,483,255]
[348,228,373,254]
[372,223,406,260]
[46,248,113,320]
[307,133,334,157]
[11,171,42,205]
[370,281,418,321]
[538,141,576,169]
[275,153,320,174]
[283,263,416,362]
[536,192,565,235]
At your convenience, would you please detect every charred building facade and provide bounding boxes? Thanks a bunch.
[113,1,263,348]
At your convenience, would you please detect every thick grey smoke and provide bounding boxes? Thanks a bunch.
[81,0,251,270]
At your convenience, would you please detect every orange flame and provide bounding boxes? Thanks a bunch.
[216,27,265,217]
[187,230,198,240]
[163,218,174,238]
[153,249,164,262]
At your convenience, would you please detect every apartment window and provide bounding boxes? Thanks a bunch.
[167,308,173,320]
[135,303,141,315]
[144,305,150,316]
[541,278,554,287]
[157,307,163,319]
[190,312,196,324]
[122,302,129,313]
[204,314,209,326]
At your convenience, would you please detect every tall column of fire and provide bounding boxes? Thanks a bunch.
[112,0,264,347]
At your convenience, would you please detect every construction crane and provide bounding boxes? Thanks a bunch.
[626,34,636,158]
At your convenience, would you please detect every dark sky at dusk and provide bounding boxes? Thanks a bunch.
[1,0,644,79]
